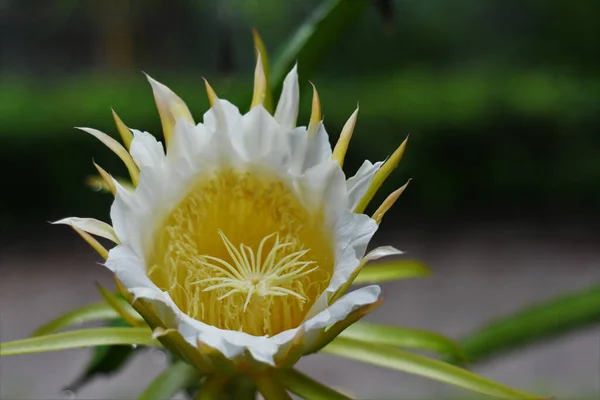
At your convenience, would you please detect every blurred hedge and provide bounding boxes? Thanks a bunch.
[2,69,599,226]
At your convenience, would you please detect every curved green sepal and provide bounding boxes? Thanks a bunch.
[339,322,467,361]
[277,368,351,400]
[96,283,144,327]
[1,327,156,356]
[322,337,546,399]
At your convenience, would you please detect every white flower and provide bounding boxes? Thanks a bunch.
[55,57,408,368]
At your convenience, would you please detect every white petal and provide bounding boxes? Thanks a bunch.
[346,160,383,211]
[362,245,404,263]
[288,127,309,174]
[274,65,299,131]
[305,123,332,169]
[129,130,165,167]
[106,245,152,287]
[53,217,118,243]
[232,105,288,165]
[110,181,148,258]
[288,124,333,175]
[167,118,211,162]
[232,106,277,159]
[328,213,378,293]
[145,75,194,142]
[303,285,381,332]
[203,99,242,135]
[300,160,348,223]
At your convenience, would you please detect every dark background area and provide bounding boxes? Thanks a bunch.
[1,0,599,227]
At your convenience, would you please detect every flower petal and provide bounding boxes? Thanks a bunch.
[146,75,194,145]
[355,136,408,213]
[251,53,268,109]
[53,217,119,243]
[363,245,404,263]
[203,99,242,136]
[332,107,359,168]
[129,130,165,168]
[78,127,139,186]
[300,285,381,350]
[372,180,410,224]
[346,160,383,211]
[274,65,299,131]
[167,119,212,163]
[111,109,133,150]
[232,105,287,165]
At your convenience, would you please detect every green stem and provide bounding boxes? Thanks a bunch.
[194,374,228,400]
[255,372,292,400]
[230,376,257,400]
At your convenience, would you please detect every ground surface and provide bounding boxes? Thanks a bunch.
[1,223,599,399]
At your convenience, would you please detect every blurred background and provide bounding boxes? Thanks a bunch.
[1,0,599,399]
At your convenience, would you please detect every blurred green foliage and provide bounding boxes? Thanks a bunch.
[2,69,599,224]
[1,0,599,225]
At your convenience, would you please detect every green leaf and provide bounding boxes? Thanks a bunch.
[271,0,369,91]
[353,260,431,284]
[322,337,544,399]
[32,301,120,337]
[455,282,600,365]
[1,327,156,356]
[137,361,203,400]
[339,322,467,361]
[64,319,139,392]
[277,368,351,400]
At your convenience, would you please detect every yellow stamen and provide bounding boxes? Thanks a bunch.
[355,135,408,214]
[193,231,319,312]
[148,170,334,336]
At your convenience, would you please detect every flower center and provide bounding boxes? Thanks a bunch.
[148,169,334,336]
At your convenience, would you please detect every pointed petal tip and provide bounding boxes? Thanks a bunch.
[251,54,267,108]
[142,71,155,82]
[111,108,133,149]
[203,78,219,105]
[308,82,322,135]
